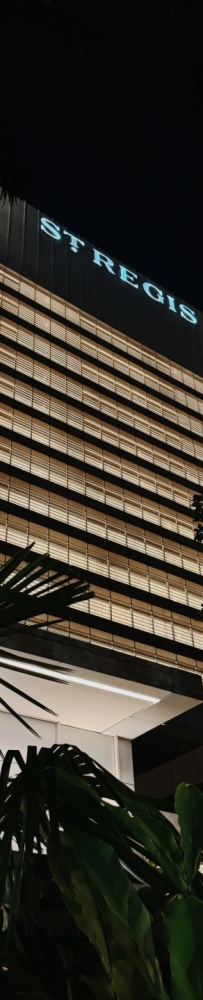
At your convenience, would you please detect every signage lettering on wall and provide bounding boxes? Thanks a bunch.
[40,217,197,326]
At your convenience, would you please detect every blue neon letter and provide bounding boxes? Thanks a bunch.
[143,282,164,304]
[63,231,85,254]
[179,304,197,325]
[120,265,138,289]
[93,249,115,274]
[166,294,177,313]
[41,217,61,240]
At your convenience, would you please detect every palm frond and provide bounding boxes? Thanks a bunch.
[0,544,94,733]
[0,544,93,632]
[0,742,182,909]
[0,695,40,737]
[0,674,57,715]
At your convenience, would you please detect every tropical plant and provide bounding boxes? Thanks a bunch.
[0,742,203,999]
[0,543,93,733]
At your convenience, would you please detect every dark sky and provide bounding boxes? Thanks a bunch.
[1,1,203,309]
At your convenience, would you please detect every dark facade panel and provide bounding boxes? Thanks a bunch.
[1,199,203,376]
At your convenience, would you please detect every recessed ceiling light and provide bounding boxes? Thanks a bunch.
[0,655,160,703]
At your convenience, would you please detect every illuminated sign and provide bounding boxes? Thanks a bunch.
[40,217,197,326]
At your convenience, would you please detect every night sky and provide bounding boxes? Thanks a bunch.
[0,2,203,309]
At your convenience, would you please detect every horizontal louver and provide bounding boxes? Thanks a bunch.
[1,262,203,672]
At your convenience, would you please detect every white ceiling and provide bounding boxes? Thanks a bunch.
[0,657,200,739]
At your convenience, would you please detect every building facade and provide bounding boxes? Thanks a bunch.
[0,200,203,767]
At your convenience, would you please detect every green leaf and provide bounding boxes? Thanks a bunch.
[0,750,24,813]
[175,783,203,885]
[0,783,23,907]
[74,831,168,1000]
[82,964,136,1000]
[55,747,187,895]
[54,763,172,894]
[5,795,26,954]
[48,831,168,1000]
[48,835,115,997]
[164,895,203,1000]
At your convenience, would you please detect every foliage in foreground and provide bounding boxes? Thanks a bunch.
[0,544,93,732]
[0,744,203,999]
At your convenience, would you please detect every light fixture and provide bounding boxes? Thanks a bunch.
[63,677,160,703]
[0,655,160,703]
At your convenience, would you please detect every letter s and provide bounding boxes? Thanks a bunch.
[179,304,197,325]
[41,218,61,240]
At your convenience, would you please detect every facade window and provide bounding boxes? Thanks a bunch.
[1,262,203,675]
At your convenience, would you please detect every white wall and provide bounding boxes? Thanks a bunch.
[0,711,134,787]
